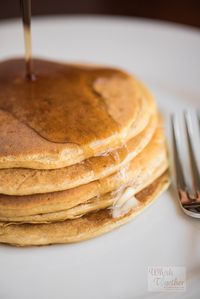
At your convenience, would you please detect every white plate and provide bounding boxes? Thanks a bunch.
[0,16,200,299]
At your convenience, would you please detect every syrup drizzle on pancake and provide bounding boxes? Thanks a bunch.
[0,59,140,156]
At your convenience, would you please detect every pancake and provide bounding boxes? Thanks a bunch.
[0,173,169,246]
[0,191,115,223]
[0,125,168,219]
[0,113,157,196]
[0,169,168,223]
[0,58,155,169]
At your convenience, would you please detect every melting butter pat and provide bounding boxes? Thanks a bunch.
[111,186,140,218]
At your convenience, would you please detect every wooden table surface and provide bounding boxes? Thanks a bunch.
[0,0,200,28]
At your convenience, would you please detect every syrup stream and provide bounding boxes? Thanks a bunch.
[20,0,35,80]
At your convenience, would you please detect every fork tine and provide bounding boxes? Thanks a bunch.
[184,112,200,195]
[183,204,200,210]
[197,110,200,130]
[171,115,187,192]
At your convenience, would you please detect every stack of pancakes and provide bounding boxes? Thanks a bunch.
[0,59,169,246]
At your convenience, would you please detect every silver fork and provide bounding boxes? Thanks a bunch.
[171,111,200,218]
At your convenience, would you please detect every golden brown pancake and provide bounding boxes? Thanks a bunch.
[0,173,169,246]
[0,59,155,169]
[0,57,169,247]
[0,125,168,219]
[0,171,167,223]
[0,113,157,195]
[0,191,115,223]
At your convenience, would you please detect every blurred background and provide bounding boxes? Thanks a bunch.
[0,0,200,28]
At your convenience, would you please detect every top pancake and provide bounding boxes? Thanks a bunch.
[0,58,155,169]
